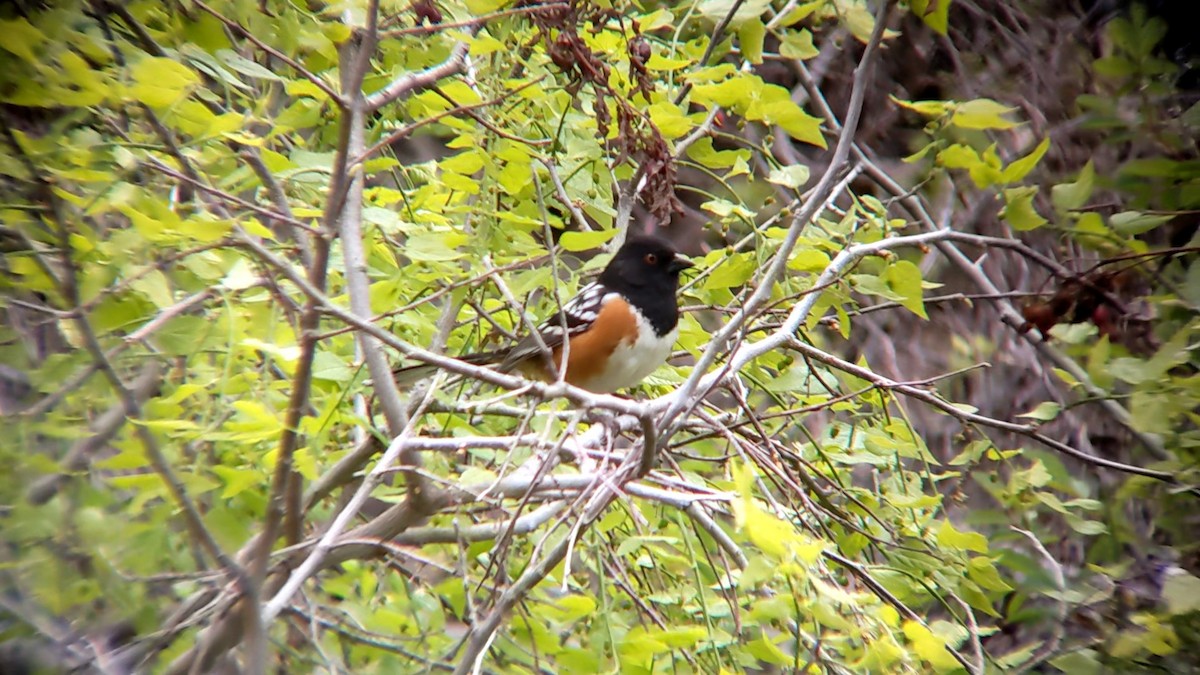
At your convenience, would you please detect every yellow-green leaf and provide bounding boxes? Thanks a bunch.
[648,101,693,139]
[131,57,200,108]
[936,520,988,553]
[703,251,755,290]
[788,248,829,272]
[1002,138,1050,183]
[779,29,818,60]
[212,466,262,499]
[544,594,597,622]
[697,0,772,25]
[645,53,692,71]
[951,98,1019,130]
[776,1,824,26]
[762,99,826,147]
[738,19,765,64]
[0,18,46,63]
[1018,401,1061,421]
[909,0,952,35]
[903,620,962,672]
[559,229,618,252]
[892,97,952,117]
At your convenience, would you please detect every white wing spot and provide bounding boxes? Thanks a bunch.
[557,283,609,328]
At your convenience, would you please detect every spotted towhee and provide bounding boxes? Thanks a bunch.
[399,235,693,393]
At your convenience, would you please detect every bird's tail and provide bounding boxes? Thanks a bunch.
[390,350,509,386]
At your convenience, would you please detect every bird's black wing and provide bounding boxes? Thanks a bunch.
[498,282,609,371]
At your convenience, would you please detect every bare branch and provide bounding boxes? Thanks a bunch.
[365,37,472,112]
[784,338,1184,485]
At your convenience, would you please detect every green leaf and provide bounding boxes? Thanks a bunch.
[131,269,175,309]
[559,230,618,252]
[1017,401,1061,421]
[464,0,506,13]
[703,251,755,290]
[543,594,597,622]
[738,19,765,65]
[1064,513,1108,535]
[469,33,506,56]
[938,143,979,167]
[646,53,692,71]
[653,625,707,648]
[939,143,1004,187]
[1072,211,1110,243]
[841,3,893,43]
[968,557,1013,592]
[1049,650,1103,675]
[746,632,792,665]
[766,164,810,188]
[212,465,262,499]
[440,149,486,175]
[959,579,1002,617]
[221,258,259,291]
[763,363,819,393]
[1110,211,1173,235]
[1094,55,1135,78]
[402,232,469,261]
[884,260,928,318]
[216,49,283,81]
[788,248,829,272]
[687,137,752,169]
[741,555,778,588]
[700,198,754,219]
[1163,572,1200,615]
[691,76,755,109]
[936,520,988,553]
[744,504,821,563]
[1001,187,1047,231]
[1052,161,1096,211]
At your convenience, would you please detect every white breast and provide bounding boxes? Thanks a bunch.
[575,309,678,394]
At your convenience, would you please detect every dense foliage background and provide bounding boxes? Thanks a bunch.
[2,0,1198,672]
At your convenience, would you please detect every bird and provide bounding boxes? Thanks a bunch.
[397,235,693,393]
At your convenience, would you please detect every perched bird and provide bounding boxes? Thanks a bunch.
[398,235,693,393]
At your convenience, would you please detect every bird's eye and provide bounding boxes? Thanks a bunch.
[644,253,658,265]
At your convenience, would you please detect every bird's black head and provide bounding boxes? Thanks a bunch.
[598,235,693,292]
[597,235,692,335]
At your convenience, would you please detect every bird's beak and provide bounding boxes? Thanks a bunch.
[668,253,694,274]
